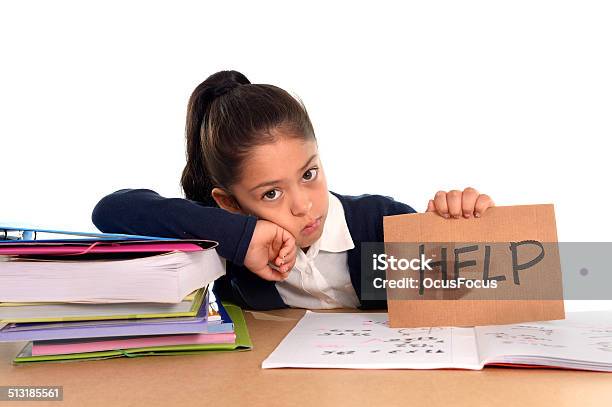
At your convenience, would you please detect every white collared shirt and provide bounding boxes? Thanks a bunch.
[275,191,360,309]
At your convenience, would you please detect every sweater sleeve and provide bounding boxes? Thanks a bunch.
[91,189,257,266]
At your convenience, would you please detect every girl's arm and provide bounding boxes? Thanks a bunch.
[91,188,256,266]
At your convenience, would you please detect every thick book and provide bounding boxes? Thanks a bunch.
[13,302,251,364]
[0,239,224,304]
[262,310,612,372]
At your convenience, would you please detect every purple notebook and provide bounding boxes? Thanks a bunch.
[0,295,234,342]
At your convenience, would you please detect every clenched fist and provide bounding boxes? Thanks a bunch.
[243,220,297,281]
[426,187,495,219]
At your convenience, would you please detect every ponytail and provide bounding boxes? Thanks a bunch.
[181,70,250,206]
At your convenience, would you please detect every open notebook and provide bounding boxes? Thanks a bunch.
[262,310,612,372]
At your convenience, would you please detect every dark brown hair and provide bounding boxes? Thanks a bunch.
[180,70,316,207]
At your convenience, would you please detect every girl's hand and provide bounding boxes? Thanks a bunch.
[244,220,297,281]
[426,187,495,219]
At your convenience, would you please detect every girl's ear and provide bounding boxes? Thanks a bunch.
[211,187,244,214]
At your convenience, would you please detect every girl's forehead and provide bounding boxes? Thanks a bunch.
[240,138,318,186]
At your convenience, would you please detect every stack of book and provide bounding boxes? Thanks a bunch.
[0,227,252,364]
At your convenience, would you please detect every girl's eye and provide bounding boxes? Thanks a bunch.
[262,189,282,201]
[260,167,318,201]
[303,167,318,182]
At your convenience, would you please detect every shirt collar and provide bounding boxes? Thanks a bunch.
[317,191,355,253]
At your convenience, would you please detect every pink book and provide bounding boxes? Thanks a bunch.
[32,332,236,356]
[0,240,216,256]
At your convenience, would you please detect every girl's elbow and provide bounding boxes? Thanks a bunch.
[91,189,133,231]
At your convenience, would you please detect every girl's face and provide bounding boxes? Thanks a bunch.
[214,135,329,249]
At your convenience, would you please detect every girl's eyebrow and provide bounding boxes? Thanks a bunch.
[249,154,318,192]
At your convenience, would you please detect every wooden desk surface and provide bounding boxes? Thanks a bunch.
[1,308,612,407]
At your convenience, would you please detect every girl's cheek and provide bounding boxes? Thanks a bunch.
[258,207,296,233]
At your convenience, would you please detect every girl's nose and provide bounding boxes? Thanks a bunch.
[291,193,313,216]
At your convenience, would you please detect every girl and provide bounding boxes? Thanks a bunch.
[92,70,495,310]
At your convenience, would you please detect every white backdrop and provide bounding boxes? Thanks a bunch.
[1,1,610,310]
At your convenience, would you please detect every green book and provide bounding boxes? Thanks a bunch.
[12,302,252,364]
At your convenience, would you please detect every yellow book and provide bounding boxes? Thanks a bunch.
[0,287,206,324]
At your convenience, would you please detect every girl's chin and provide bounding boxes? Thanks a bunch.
[298,233,323,249]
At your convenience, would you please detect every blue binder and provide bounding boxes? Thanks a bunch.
[0,223,172,242]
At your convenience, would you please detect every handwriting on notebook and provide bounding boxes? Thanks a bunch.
[482,326,566,348]
[313,325,450,357]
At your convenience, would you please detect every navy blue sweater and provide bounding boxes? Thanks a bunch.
[91,189,416,310]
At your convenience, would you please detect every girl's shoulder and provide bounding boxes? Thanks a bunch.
[329,190,417,242]
[329,190,417,218]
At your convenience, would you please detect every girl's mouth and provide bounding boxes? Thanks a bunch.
[301,217,322,236]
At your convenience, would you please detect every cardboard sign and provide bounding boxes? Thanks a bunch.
[383,204,565,328]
